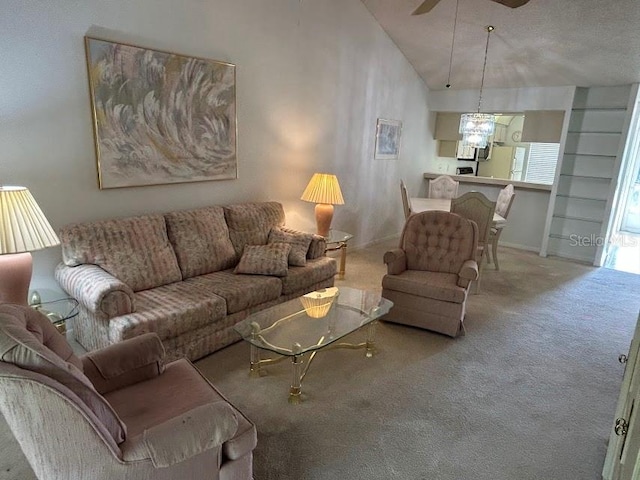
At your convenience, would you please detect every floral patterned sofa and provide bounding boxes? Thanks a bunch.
[55,202,336,361]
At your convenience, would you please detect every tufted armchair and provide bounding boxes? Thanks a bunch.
[381,211,479,337]
[0,303,256,480]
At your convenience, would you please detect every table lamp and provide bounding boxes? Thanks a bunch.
[0,186,60,305]
[300,173,344,238]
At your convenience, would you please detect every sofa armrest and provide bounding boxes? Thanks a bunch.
[383,249,407,275]
[55,263,135,318]
[121,402,239,468]
[81,333,165,394]
[280,226,326,259]
[306,234,326,259]
[457,259,479,288]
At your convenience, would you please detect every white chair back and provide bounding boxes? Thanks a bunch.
[428,175,459,199]
[400,180,412,220]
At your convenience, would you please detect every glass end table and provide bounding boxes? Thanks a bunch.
[29,290,79,335]
[325,230,353,279]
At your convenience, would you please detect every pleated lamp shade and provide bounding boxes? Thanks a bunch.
[0,186,60,254]
[300,174,345,237]
[300,174,345,205]
[0,186,60,305]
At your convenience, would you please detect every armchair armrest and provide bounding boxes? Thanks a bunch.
[383,249,407,275]
[281,227,326,259]
[457,259,479,288]
[81,333,165,394]
[55,263,135,318]
[121,401,239,468]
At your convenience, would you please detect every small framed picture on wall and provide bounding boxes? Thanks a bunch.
[374,118,402,160]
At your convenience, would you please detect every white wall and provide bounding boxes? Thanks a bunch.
[425,85,576,251]
[0,0,432,291]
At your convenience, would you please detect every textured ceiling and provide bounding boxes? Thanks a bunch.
[361,0,640,91]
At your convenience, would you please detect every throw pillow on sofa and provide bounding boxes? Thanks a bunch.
[235,243,292,277]
[268,227,314,266]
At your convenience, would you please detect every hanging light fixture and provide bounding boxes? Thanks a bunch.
[445,0,460,89]
[459,25,496,148]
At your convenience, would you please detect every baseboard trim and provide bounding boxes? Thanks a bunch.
[352,233,401,250]
[498,241,540,254]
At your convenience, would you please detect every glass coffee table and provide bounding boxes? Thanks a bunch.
[234,287,392,404]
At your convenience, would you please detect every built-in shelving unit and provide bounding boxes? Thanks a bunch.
[545,86,634,263]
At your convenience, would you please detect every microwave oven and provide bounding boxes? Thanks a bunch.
[476,145,491,161]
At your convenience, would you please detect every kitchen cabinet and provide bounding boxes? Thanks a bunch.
[493,124,507,143]
[434,112,462,141]
[522,110,565,143]
[456,142,476,160]
[438,140,457,158]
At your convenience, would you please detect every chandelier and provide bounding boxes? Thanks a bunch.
[459,26,496,149]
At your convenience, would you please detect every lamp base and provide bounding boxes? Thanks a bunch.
[0,252,33,305]
[315,203,334,238]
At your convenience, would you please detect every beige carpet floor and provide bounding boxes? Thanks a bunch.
[2,240,640,479]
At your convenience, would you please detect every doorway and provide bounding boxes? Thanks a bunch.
[603,91,640,275]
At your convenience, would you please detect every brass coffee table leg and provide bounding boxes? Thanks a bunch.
[365,320,378,358]
[338,242,347,279]
[289,343,303,404]
[250,344,263,378]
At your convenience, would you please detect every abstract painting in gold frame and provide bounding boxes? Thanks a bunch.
[85,36,237,189]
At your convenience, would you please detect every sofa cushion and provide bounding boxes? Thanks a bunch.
[110,282,228,343]
[234,243,291,277]
[164,207,236,279]
[382,270,467,303]
[223,202,286,257]
[59,215,182,292]
[280,257,337,295]
[184,270,282,315]
[268,227,313,266]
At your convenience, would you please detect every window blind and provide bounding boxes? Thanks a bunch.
[525,143,560,184]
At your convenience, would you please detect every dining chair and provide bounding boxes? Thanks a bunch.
[486,184,516,271]
[428,175,459,199]
[400,179,412,220]
[450,191,496,293]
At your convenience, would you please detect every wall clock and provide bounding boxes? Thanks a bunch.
[512,130,522,142]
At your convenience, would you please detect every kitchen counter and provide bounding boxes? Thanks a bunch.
[423,172,552,191]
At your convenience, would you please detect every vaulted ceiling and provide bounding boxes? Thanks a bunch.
[361,0,640,91]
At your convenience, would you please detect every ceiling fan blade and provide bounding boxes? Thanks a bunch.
[411,0,442,15]
[490,0,531,7]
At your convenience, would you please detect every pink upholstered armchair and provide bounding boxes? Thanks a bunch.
[381,210,479,337]
[0,304,256,480]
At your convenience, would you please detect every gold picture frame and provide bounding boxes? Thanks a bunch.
[85,36,237,189]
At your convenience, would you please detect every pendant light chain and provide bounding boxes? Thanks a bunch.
[477,25,494,112]
[445,0,460,88]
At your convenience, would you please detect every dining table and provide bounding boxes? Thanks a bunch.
[410,197,507,228]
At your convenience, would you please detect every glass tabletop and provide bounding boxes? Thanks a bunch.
[325,229,353,244]
[234,287,392,357]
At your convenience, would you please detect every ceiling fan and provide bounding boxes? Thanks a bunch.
[412,0,530,15]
